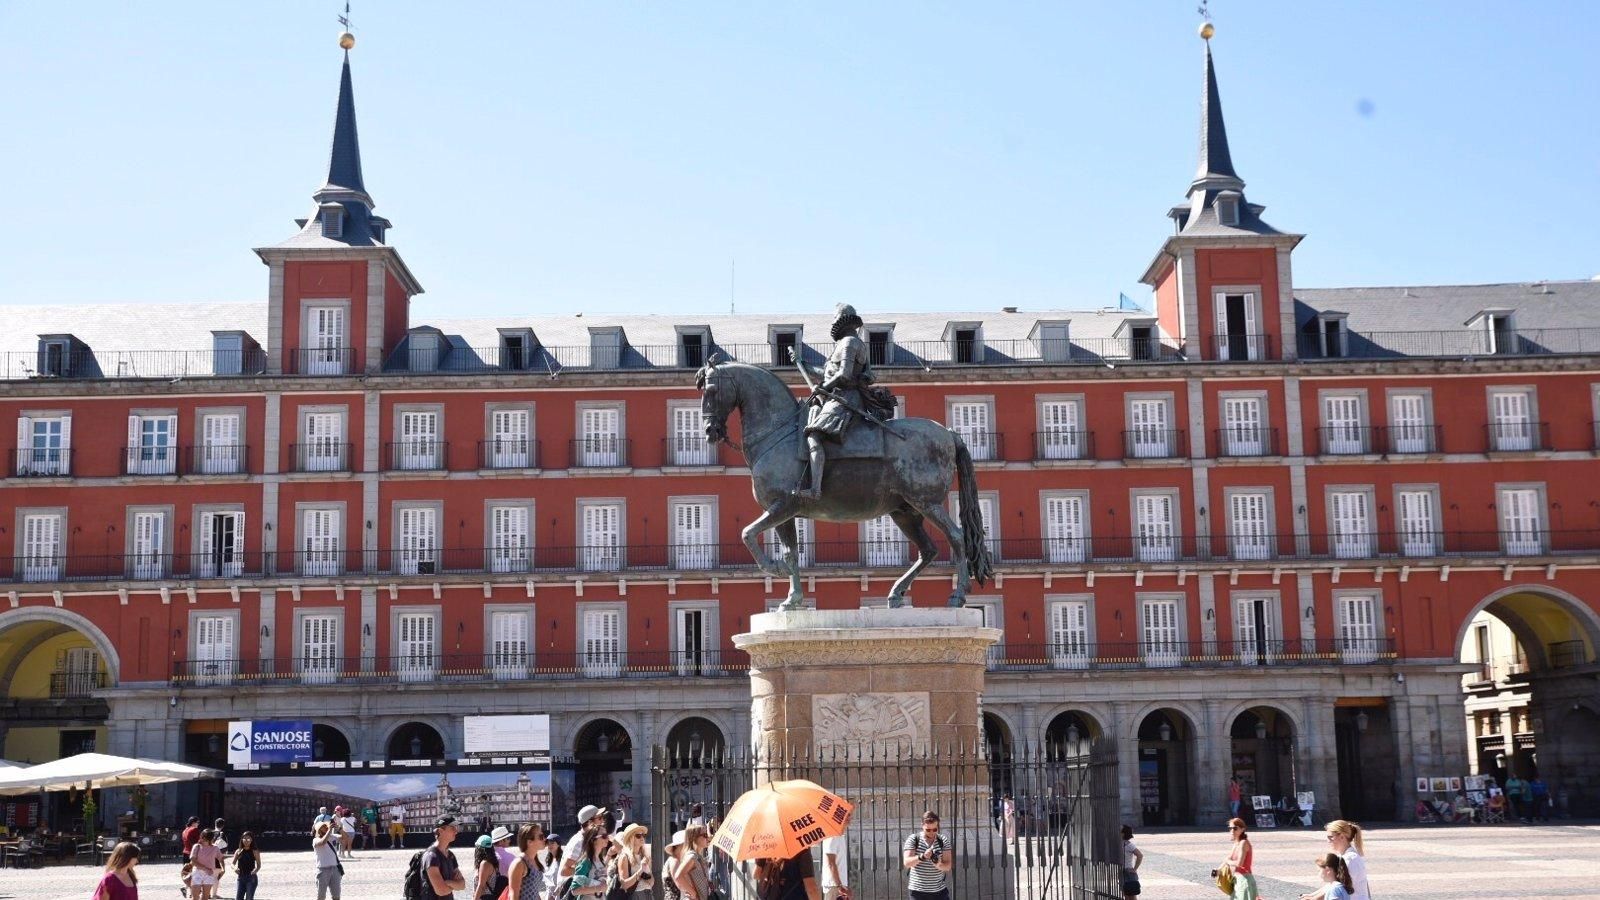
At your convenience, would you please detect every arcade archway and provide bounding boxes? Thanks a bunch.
[1456,587,1600,815]
[1136,709,1195,826]
[387,722,446,761]
[312,724,352,763]
[574,718,633,819]
[1229,706,1297,807]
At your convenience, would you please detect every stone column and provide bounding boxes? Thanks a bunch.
[734,608,1000,896]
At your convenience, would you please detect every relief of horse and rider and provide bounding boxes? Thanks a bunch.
[696,303,994,610]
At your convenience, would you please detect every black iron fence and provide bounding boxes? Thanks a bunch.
[651,740,1121,900]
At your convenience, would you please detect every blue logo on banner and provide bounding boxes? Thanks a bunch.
[247,720,314,763]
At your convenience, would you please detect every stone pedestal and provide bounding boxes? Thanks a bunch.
[733,607,1003,899]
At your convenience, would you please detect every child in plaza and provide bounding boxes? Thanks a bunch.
[1302,853,1354,900]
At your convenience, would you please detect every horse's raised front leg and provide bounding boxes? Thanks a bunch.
[774,518,805,609]
[886,508,939,608]
[918,502,969,607]
[740,499,798,580]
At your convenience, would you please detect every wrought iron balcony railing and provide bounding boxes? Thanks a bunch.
[1121,429,1186,460]
[1214,426,1280,457]
[169,649,748,686]
[479,438,541,469]
[1033,430,1094,461]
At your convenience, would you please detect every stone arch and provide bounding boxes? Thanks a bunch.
[1226,704,1300,803]
[1124,700,1202,743]
[0,606,122,686]
[1451,584,1600,670]
[1221,700,1304,739]
[1132,705,1199,826]
[662,715,727,761]
[1044,709,1105,746]
[385,720,448,761]
[311,722,354,762]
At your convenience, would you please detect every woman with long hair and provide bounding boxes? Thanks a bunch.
[507,823,548,900]
[231,832,261,900]
[672,826,715,900]
[565,829,612,898]
[613,824,653,897]
[1220,817,1256,900]
[1323,820,1370,900]
[93,841,141,900]
[188,829,222,900]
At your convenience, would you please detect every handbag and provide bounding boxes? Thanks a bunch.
[1213,863,1234,895]
[480,872,509,900]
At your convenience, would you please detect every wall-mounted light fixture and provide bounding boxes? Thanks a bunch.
[1158,722,1172,742]
[1255,721,1268,740]
[261,625,270,638]
[363,623,372,637]
[1355,710,1369,732]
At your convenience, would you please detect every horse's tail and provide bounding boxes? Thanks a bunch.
[954,432,994,587]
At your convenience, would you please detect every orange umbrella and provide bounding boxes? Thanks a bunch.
[711,779,854,861]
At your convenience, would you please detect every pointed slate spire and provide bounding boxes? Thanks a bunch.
[319,53,367,199]
[1190,43,1243,193]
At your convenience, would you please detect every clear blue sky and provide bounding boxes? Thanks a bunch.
[1,1,1595,321]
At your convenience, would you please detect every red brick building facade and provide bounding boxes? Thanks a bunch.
[3,37,1598,830]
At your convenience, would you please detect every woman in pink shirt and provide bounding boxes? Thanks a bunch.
[92,841,141,900]
[1222,817,1256,900]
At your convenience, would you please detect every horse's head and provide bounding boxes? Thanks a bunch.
[695,358,735,445]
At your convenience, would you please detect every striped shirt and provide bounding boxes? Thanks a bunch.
[902,831,949,892]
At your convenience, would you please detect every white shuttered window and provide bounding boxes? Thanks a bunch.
[1221,397,1264,456]
[1039,401,1082,459]
[1043,495,1087,563]
[396,613,436,682]
[301,509,341,576]
[1134,494,1177,562]
[582,609,622,677]
[490,409,531,468]
[578,408,622,466]
[489,505,531,573]
[194,615,236,684]
[1322,396,1364,454]
[1228,492,1271,560]
[490,611,531,679]
[1499,488,1543,555]
[1388,394,1429,453]
[1397,490,1437,556]
[299,615,338,683]
[130,511,167,579]
[1329,491,1371,559]
[671,406,712,465]
[950,402,994,460]
[671,501,716,569]
[580,503,622,571]
[1338,595,1379,663]
[1140,599,1181,667]
[21,513,63,580]
[397,507,437,575]
[1490,391,1533,451]
[1128,399,1171,458]
[1050,600,1090,669]
[862,515,907,567]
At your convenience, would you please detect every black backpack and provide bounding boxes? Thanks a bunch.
[402,850,427,900]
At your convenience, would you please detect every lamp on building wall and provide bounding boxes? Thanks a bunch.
[261,625,270,638]
[1355,711,1369,732]
[207,734,221,754]
[1066,723,1080,743]
[409,735,423,758]
[1158,722,1172,742]
[597,732,611,754]
[313,738,326,759]
[689,730,704,758]
[1255,721,1268,740]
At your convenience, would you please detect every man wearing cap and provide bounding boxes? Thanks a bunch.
[423,815,467,900]
[488,825,516,876]
[560,805,610,879]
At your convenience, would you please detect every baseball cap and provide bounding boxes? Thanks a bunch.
[475,834,494,849]
[435,815,458,830]
[577,805,608,825]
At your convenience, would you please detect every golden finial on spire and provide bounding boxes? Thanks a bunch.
[1197,0,1214,40]
[338,2,356,49]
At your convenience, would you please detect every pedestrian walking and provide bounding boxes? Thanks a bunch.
[340,808,358,858]
[423,815,468,900]
[902,811,952,900]
[1503,773,1526,821]
[231,832,260,900]
[1297,852,1355,900]
[211,820,229,853]
[820,833,850,900]
[1001,795,1016,842]
[312,822,343,900]
[1530,775,1551,821]
[613,823,653,897]
[189,830,223,900]
[1228,776,1244,819]
[1323,820,1370,900]
[93,841,141,900]
[1219,818,1256,900]
[180,816,202,898]
[314,807,334,828]
[661,831,686,900]
[506,823,549,900]
[1121,825,1143,899]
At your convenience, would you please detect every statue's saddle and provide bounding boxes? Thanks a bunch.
[798,415,890,460]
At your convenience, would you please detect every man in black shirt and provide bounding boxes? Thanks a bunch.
[423,815,467,900]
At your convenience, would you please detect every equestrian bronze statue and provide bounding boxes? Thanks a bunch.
[696,307,994,609]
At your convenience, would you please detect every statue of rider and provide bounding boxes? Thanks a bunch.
[797,303,889,500]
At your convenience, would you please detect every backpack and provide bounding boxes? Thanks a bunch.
[403,850,427,900]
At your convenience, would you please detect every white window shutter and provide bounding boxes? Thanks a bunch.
[15,416,29,468]
[58,415,72,454]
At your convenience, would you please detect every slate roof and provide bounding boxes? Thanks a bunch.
[1295,280,1600,355]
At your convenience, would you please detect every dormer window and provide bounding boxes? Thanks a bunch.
[320,207,344,238]
[589,327,624,370]
[676,327,711,369]
[1466,309,1519,355]
[770,326,802,366]
[866,326,894,366]
[943,322,984,364]
[406,328,442,372]
[211,331,261,375]
[1215,190,1242,227]
[36,336,74,377]
[1031,321,1071,363]
[498,329,536,370]
[1113,318,1160,361]
[1317,313,1348,359]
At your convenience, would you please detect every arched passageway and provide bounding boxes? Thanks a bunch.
[1229,706,1296,812]
[1136,709,1195,826]
[388,722,446,761]
[574,718,633,820]
[1456,588,1600,817]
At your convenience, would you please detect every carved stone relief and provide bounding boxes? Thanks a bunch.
[812,691,931,749]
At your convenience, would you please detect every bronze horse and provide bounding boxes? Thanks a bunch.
[696,360,993,609]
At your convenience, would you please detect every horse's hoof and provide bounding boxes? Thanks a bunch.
[887,595,905,609]
[948,595,967,608]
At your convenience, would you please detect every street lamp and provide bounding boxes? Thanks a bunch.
[688,730,704,759]
[1355,711,1369,733]
[597,733,610,754]
[1066,724,1080,744]
[409,735,423,758]
[1255,721,1268,740]
[314,738,326,759]
[1158,722,1173,742]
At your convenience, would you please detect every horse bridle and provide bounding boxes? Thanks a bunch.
[701,366,802,467]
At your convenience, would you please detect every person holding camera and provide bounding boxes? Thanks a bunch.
[902,811,952,900]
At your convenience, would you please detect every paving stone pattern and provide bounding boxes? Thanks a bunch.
[3,824,1599,900]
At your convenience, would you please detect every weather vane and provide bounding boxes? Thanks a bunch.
[338,2,356,50]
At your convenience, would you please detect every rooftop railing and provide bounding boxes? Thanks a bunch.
[1299,327,1600,360]
[4,530,1595,585]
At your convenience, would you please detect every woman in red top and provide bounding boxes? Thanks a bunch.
[93,841,141,900]
[1222,818,1257,900]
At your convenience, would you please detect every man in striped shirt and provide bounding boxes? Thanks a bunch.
[901,811,952,899]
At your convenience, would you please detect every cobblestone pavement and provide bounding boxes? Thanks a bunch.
[3,823,1598,900]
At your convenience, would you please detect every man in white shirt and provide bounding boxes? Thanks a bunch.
[821,833,850,900]
[560,805,609,878]
[389,803,407,849]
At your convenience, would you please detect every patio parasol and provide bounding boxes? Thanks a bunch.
[0,753,220,796]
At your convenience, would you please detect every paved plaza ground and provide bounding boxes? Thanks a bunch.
[3,823,1597,900]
